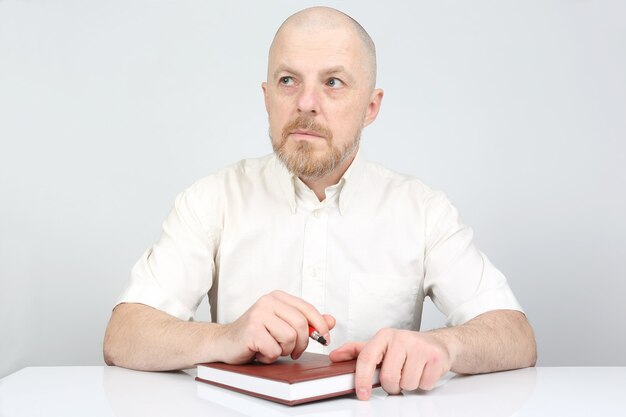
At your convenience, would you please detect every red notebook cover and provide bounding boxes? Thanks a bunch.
[196,352,381,406]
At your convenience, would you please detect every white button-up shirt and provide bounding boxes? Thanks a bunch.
[117,151,522,352]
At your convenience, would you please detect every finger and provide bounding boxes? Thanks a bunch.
[271,291,330,337]
[399,352,426,392]
[252,327,283,364]
[419,360,444,391]
[263,315,298,357]
[255,351,281,364]
[271,303,310,358]
[329,342,366,362]
[323,314,336,330]
[379,346,406,395]
[322,314,336,345]
[354,337,388,400]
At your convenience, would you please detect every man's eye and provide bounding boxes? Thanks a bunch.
[280,76,294,86]
[327,78,344,88]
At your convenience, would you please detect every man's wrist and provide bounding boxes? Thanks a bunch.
[425,327,462,369]
[191,322,226,364]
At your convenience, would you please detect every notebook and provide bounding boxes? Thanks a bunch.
[196,352,381,406]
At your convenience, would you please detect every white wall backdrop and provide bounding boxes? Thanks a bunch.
[1,0,624,378]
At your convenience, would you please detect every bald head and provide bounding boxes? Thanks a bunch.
[269,7,377,89]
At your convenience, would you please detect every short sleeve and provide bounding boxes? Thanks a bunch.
[115,179,221,321]
[422,191,523,327]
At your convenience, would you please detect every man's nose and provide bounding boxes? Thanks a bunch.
[296,83,320,114]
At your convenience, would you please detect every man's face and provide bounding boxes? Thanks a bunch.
[263,25,381,180]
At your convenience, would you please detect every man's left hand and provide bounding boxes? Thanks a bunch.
[329,328,455,400]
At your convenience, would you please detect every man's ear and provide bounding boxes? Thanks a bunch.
[262,82,269,113]
[363,88,384,127]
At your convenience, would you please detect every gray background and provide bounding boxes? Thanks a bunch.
[1,0,624,379]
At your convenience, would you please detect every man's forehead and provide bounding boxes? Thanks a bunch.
[269,26,363,70]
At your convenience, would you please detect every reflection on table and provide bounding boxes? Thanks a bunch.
[1,365,625,417]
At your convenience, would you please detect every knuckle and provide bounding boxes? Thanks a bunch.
[280,344,293,356]
[419,367,442,391]
[400,380,419,391]
[286,327,297,342]
[257,294,271,307]
[419,379,435,391]
[380,370,400,387]
[295,316,308,332]
[381,383,401,395]
[398,329,412,342]
[257,354,275,364]
[273,345,283,358]
[264,349,281,363]
[375,328,390,338]
[269,289,284,298]
[294,297,314,312]
[375,327,396,342]
[357,351,373,364]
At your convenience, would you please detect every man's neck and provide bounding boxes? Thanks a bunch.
[300,152,357,202]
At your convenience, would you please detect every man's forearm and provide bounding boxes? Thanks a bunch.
[103,303,222,371]
[428,309,537,375]
[103,292,336,371]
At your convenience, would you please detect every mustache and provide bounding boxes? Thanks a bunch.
[281,116,332,142]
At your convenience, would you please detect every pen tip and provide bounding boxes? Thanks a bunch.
[318,336,327,345]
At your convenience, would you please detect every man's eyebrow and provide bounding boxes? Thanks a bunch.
[273,65,300,79]
[322,65,347,75]
[322,66,356,83]
[272,65,356,84]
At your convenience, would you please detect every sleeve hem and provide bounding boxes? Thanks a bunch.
[115,283,195,321]
[445,289,524,327]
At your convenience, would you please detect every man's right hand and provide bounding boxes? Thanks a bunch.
[215,290,335,364]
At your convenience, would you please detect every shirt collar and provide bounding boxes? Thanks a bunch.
[271,148,367,215]
[337,148,366,215]
[272,155,298,214]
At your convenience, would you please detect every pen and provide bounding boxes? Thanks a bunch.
[308,325,328,346]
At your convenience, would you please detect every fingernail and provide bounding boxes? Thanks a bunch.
[323,333,330,345]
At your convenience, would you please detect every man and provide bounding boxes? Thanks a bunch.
[104,7,536,401]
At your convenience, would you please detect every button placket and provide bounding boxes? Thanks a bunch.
[301,207,328,327]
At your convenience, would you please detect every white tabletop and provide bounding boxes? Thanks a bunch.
[1,366,625,416]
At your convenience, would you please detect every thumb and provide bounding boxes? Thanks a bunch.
[329,341,366,362]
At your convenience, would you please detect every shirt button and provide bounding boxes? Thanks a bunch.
[313,209,322,218]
